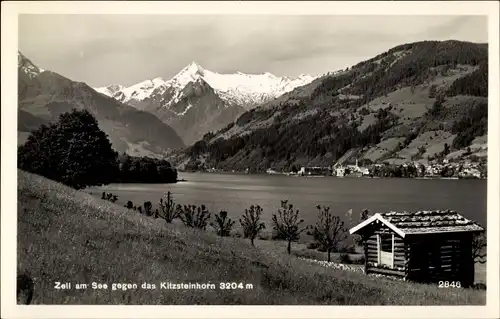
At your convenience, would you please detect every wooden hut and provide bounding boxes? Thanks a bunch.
[349,210,484,287]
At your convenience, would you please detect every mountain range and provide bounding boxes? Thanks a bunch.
[177,40,488,172]
[17,52,185,158]
[17,40,488,171]
[95,63,316,145]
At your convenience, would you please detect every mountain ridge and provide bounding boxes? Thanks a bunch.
[95,62,317,145]
[95,62,316,108]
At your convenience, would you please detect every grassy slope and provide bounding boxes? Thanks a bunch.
[17,170,485,305]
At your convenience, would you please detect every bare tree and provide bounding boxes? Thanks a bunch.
[158,191,182,223]
[309,205,348,262]
[240,205,266,246]
[472,232,487,264]
[272,200,307,254]
[180,204,211,230]
[210,211,235,237]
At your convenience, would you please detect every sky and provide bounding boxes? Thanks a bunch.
[18,15,488,88]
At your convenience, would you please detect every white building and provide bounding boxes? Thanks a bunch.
[335,166,346,177]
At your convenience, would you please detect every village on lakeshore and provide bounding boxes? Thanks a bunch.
[202,157,486,179]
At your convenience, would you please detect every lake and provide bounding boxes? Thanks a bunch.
[89,172,488,239]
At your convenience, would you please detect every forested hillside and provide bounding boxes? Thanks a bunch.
[177,40,488,172]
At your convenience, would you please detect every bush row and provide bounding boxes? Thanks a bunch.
[111,192,373,263]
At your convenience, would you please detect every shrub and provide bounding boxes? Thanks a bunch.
[210,211,235,237]
[137,206,142,214]
[352,255,366,265]
[306,242,320,250]
[339,253,352,264]
[257,233,269,241]
[125,201,134,209]
[17,273,34,305]
[179,205,211,230]
[240,205,266,246]
[336,245,356,253]
[473,283,487,290]
[17,109,118,189]
[143,201,152,216]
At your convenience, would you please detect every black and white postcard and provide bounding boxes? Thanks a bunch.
[1,1,499,318]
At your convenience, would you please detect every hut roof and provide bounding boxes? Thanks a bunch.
[349,210,484,237]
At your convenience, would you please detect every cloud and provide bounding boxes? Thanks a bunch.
[18,14,487,87]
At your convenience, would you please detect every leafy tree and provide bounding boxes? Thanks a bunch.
[240,205,266,246]
[125,201,134,209]
[210,211,235,237]
[345,208,371,247]
[18,109,118,189]
[179,205,211,230]
[472,232,486,264]
[429,96,445,117]
[116,153,177,183]
[359,107,370,116]
[271,200,307,254]
[442,143,450,156]
[308,205,348,262]
[440,166,455,178]
[158,191,182,223]
[417,145,426,157]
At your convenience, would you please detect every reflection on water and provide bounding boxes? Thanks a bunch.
[92,172,488,231]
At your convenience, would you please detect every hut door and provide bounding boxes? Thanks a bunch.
[377,234,394,267]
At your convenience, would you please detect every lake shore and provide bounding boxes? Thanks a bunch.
[178,170,485,180]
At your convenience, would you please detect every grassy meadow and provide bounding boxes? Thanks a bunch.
[17,170,486,305]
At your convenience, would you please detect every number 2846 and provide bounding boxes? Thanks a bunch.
[438,281,461,288]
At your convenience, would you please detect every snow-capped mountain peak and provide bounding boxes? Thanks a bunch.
[185,61,205,75]
[95,77,167,102]
[95,63,317,107]
[18,51,45,78]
